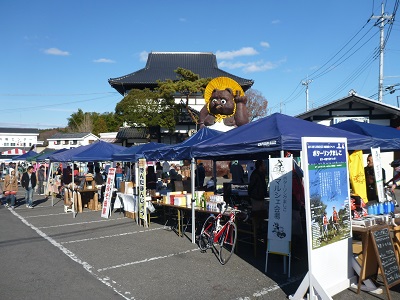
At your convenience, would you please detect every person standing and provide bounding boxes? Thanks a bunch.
[195,162,206,188]
[364,154,386,203]
[115,162,123,189]
[21,166,37,208]
[247,160,268,211]
[230,160,244,183]
[37,165,46,195]
[3,170,18,209]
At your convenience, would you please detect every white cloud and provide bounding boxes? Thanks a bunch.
[139,51,149,62]
[215,47,258,60]
[179,17,187,22]
[219,58,286,73]
[93,58,115,63]
[260,41,270,48]
[43,48,70,56]
[271,19,280,25]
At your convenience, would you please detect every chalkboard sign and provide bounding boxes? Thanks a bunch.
[371,227,400,287]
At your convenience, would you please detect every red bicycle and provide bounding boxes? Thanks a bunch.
[198,206,241,265]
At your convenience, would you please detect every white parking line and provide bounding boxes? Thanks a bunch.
[37,217,126,229]
[61,227,164,244]
[97,248,200,272]
[8,207,133,300]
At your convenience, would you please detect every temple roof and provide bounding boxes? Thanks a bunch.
[108,52,254,95]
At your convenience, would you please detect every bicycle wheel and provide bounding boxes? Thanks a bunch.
[218,221,237,265]
[198,215,215,251]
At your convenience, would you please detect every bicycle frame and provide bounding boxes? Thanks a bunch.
[212,212,235,243]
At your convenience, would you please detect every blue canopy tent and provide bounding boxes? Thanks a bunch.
[48,143,94,162]
[144,127,223,161]
[191,113,378,160]
[111,142,168,162]
[12,150,38,161]
[331,120,400,151]
[71,141,126,162]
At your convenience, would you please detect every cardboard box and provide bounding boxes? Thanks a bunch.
[124,211,136,219]
[120,181,134,194]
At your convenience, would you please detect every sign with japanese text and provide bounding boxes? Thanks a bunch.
[371,147,385,203]
[138,159,146,221]
[292,137,353,299]
[101,167,115,219]
[305,140,351,249]
[268,158,292,244]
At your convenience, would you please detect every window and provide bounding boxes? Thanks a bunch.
[4,143,9,146]
[10,143,15,146]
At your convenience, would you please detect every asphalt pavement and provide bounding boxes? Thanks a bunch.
[1,187,400,300]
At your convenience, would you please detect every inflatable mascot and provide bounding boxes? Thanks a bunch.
[199,77,249,131]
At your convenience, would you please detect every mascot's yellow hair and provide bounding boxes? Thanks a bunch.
[204,77,244,122]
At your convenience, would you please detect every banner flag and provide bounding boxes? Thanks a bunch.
[348,150,368,202]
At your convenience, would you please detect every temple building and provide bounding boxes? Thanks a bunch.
[108,52,254,145]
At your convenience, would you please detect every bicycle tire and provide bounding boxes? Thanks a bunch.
[218,221,237,265]
[198,215,215,251]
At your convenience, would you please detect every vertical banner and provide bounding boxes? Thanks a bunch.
[292,137,353,299]
[268,158,292,248]
[138,158,146,222]
[348,150,368,202]
[371,147,385,202]
[101,168,116,219]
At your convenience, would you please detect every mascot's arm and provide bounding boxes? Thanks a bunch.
[199,105,214,128]
[234,91,249,126]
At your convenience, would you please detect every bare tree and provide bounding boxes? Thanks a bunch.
[245,89,268,122]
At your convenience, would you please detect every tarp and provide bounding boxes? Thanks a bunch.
[111,142,168,161]
[331,120,400,151]
[1,148,26,155]
[144,127,223,161]
[27,148,69,162]
[71,141,126,161]
[191,113,377,160]
[12,150,38,161]
[48,143,95,162]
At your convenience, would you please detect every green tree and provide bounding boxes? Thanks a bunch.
[115,68,211,132]
[246,89,268,122]
[115,88,178,132]
[67,109,120,136]
[157,68,211,124]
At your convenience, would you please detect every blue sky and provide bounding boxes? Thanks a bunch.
[1,0,399,129]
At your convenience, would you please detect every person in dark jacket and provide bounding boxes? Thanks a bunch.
[21,166,37,208]
[248,160,267,211]
[37,165,46,195]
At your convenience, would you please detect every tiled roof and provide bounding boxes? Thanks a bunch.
[0,128,39,134]
[116,128,149,139]
[48,132,93,140]
[108,52,254,95]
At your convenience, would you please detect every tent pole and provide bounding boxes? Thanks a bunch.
[191,158,196,243]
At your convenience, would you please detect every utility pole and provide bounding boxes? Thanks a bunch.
[372,1,394,102]
[302,79,312,111]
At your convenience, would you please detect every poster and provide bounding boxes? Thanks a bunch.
[268,158,292,244]
[101,167,116,219]
[306,141,352,250]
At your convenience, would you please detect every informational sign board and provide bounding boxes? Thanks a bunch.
[371,227,400,288]
[371,147,385,203]
[101,167,115,219]
[291,137,353,300]
[138,159,147,225]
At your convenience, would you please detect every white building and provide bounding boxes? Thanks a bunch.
[0,127,39,154]
[47,132,99,150]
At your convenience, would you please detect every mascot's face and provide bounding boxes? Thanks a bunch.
[208,88,235,116]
